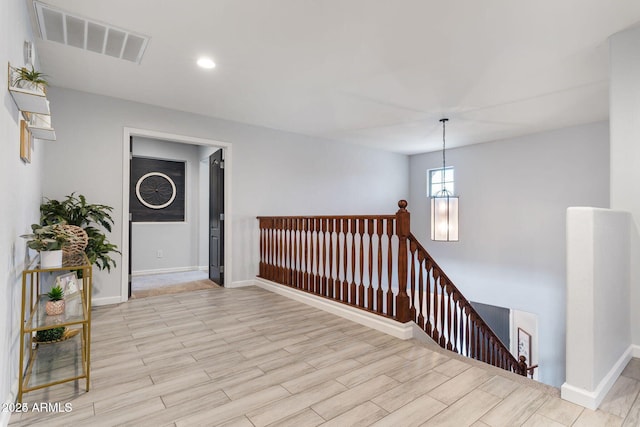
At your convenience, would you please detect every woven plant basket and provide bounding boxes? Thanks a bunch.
[61,225,88,256]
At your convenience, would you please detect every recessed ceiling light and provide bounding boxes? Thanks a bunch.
[197,57,216,69]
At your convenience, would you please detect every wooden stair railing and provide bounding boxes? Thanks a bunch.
[257,200,533,377]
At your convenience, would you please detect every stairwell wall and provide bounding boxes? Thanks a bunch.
[408,122,609,387]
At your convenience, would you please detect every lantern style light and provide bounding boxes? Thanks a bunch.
[430,118,459,241]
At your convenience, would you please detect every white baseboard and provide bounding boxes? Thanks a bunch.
[228,280,256,288]
[1,379,18,427]
[561,346,633,410]
[132,266,202,276]
[1,407,10,427]
[198,265,208,271]
[632,344,640,358]
[92,296,124,306]
[254,278,415,340]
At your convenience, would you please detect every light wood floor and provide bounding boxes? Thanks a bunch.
[7,285,639,426]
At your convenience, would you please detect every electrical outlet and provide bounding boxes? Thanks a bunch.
[157,250,163,258]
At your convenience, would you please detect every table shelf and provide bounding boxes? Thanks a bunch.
[18,253,92,402]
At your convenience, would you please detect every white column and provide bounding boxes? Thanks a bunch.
[610,25,640,350]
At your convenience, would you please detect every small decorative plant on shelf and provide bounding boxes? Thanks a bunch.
[11,64,49,92]
[45,285,65,316]
[35,327,65,343]
[20,223,74,268]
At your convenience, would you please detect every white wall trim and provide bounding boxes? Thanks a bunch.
[92,296,124,307]
[122,127,233,302]
[132,266,203,276]
[254,278,416,340]
[561,345,633,410]
[229,280,257,288]
[632,345,640,358]
[1,379,18,427]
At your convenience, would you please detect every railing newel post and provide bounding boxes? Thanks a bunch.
[395,200,411,323]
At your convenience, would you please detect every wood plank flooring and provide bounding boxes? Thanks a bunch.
[5,285,636,426]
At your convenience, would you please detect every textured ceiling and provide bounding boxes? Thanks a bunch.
[30,0,640,154]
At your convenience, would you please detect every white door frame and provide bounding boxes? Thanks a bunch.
[121,127,233,302]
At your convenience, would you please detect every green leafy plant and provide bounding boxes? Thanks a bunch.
[13,65,49,88]
[40,193,120,272]
[20,223,73,251]
[36,327,65,342]
[47,285,64,301]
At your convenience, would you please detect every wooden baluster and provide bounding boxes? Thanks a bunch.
[409,240,417,321]
[320,218,329,296]
[439,276,446,348]
[264,220,270,278]
[446,284,453,351]
[417,253,425,329]
[432,270,440,343]
[293,219,299,288]
[315,218,321,295]
[266,221,272,280]
[376,219,384,313]
[425,260,432,335]
[335,219,343,301]
[300,218,309,290]
[367,219,374,311]
[272,220,277,282]
[452,294,459,353]
[395,201,410,323]
[465,306,471,357]
[274,219,279,282]
[327,219,335,299]
[289,218,294,285]
[280,219,286,284]
[386,219,394,316]
[285,219,290,285]
[342,218,349,303]
[358,218,365,307]
[471,315,478,360]
[292,219,298,287]
[350,218,357,306]
[258,219,264,277]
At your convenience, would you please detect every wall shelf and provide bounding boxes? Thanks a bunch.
[7,62,56,141]
[24,112,56,140]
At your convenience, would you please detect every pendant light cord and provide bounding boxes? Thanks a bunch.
[440,118,448,193]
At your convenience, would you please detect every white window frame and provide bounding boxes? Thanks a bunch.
[427,166,454,197]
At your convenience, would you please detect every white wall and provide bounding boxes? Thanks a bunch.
[610,25,640,347]
[562,208,631,409]
[408,122,609,387]
[43,87,409,303]
[1,0,43,422]
[131,137,201,274]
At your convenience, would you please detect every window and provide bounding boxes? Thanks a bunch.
[427,166,454,197]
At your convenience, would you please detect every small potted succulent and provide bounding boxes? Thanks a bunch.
[21,223,73,268]
[45,285,65,315]
[12,65,48,93]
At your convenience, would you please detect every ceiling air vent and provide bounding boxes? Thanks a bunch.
[33,1,149,64]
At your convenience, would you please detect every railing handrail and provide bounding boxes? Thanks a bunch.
[256,200,533,378]
[257,214,396,221]
[407,232,522,373]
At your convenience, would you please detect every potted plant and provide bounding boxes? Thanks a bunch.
[12,65,48,92]
[40,193,120,272]
[35,326,65,342]
[20,223,73,268]
[45,285,65,315]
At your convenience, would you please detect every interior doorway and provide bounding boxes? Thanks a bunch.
[121,128,232,302]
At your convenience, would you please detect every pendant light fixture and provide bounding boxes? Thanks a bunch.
[430,118,459,241]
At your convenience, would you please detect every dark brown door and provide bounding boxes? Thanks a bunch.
[128,137,133,298]
[209,149,224,285]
